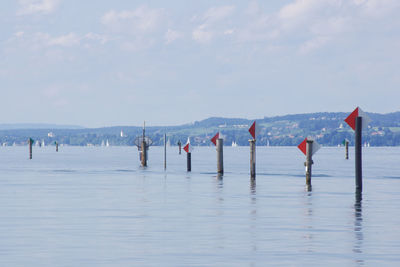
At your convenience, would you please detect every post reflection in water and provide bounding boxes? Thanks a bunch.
[249,178,257,258]
[302,190,314,253]
[353,191,364,266]
[214,174,225,250]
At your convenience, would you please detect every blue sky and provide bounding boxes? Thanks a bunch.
[1,0,399,127]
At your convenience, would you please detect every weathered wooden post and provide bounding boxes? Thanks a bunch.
[355,117,362,192]
[298,137,321,191]
[187,152,191,172]
[217,138,224,174]
[178,140,182,155]
[345,139,349,160]
[140,122,148,167]
[164,133,167,170]
[248,121,257,179]
[305,139,313,189]
[28,138,33,159]
[344,107,370,193]
[141,139,147,167]
[249,139,256,179]
[184,139,191,172]
[211,132,223,175]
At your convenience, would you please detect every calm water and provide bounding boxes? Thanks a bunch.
[0,146,399,266]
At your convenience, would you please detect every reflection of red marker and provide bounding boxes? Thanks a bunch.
[211,132,219,146]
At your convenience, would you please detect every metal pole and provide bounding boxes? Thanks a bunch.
[56,142,59,152]
[178,140,181,155]
[164,133,167,170]
[249,139,256,179]
[355,116,362,192]
[345,140,349,160]
[305,140,313,190]
[187,152,191,172]
[216,138,224,174]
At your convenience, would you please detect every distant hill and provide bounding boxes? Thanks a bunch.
[0,123,84,130]
[1,111,400,146]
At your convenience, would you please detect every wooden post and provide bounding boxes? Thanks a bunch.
[249,139,256,179]
[141,139,147,167]
[355,116,362,192]
[164,133,167,170]
[178,140,182,155]
[345,140,349,160]
[216,138,224,174]
[187,152,191,172]
[305,140,313,190]
[28,138,33,160]
[56,142,59,152]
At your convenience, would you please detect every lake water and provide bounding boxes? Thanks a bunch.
[0,146,399,266]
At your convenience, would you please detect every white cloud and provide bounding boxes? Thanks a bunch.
[17,0,60,15]
[278,0,321,20]
[15,31,25,37]
[299,36,330,54]
[165,29,183,44]
[192,5,235,44]
[192,26,213,44]
[101,6,165,34]
[46,33,80,47]
[224,29,235,35]
[85,32,110,44]
[357,0,400,17]
[202,6,235,24]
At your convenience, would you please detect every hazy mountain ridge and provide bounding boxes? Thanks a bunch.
[1,111,400,146]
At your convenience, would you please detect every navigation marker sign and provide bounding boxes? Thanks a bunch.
[344,107,371,130]
[211,132,219,146]
[183,138,192,153]
[298,137,321,156]
[249,121,259,139]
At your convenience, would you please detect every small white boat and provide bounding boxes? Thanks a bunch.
[232,141,237,147]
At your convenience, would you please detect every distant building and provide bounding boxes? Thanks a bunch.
[48,132,55,138]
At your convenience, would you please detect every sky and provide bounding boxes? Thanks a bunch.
[1,0,399,127]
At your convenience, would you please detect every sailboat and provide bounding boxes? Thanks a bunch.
[106,139,110,147]
[231,141,237,147]
[101,140,105,147]
[41,140,45,147]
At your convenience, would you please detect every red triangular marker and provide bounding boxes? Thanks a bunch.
[183,143,189,153]
[249,121,256,139]
[211,132,219,146]
[344,107,359,130]
[298,138,307,155]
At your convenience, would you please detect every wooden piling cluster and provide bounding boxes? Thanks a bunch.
[22,107,368,195]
